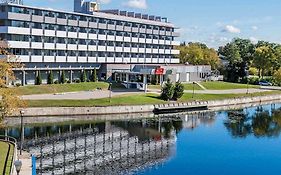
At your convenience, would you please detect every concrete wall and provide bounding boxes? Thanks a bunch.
[12,94,281,117]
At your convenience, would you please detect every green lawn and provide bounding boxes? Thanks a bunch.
[27,91,281,107]
[14,82,109,95]
[200,81,259,90]
[0,141,14,175]
[148,83,202,90]
[149,81,259,91]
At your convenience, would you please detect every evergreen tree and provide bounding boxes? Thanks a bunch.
[173,82,184,100]
[47,70,54,84]
[60,70,66,84]
[80,70,86,82]
[92,68,97,82]
[35,71,42,85]
[160,79,174,101]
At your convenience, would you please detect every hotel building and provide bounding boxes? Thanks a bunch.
[0,0,210,86]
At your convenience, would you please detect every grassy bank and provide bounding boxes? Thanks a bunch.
[0,141,14,175]
[149,83,203,90]
[27,91,281,107]
[14,82,109,95]
[199,81,259,90]
[149,81,259,90]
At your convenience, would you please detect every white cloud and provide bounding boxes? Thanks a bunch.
[99,0,111,4]
[221,25,241,34]
[251,26,258,31]
[123,0,147,9]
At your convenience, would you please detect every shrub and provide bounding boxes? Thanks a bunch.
[60,71,66,84]
[75,79,81,83]
[67,80,71,84]
[35,71,42,85]
[160,79,174,101]
[47,71,54,84]
[248,77,260,85]
[54,80,59,84]
[15,83,21,87]
[173,82,184,100]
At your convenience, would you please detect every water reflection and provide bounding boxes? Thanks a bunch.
[1,104,281,175]
[224,105,281,138]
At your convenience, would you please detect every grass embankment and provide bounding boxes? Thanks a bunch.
[200,81,259,90]
[27,91,281,107]
[0,141,14,175]
[149,81,259,90]
[149,83,202,90]
[15,82,109,95]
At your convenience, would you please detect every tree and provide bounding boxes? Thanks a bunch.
[92,68,97,82]
[173,82,184,100]
[60,70,66,84]
[273,68,281,86]
[177,42,220,69]
[0,40,26,123]
[35,71,42,85]
[0,89,26,122]
[219,43,242,82]
[80,69,86,82]
[47,71,54,84]
[253,46,275,78]
[160,79,174,101]
[219,38,256,82]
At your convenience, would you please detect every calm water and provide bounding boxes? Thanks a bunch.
[1,103,281,175]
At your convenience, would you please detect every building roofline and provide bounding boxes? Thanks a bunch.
[1,2,175,28]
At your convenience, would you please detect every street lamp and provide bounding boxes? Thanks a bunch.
[14,160,22,175]
[20,110,25,155]
[109,83,112,103]
[192,82,195,99]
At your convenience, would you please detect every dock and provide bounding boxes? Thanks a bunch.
[154,102,208,114]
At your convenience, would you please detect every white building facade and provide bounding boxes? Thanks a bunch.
[0,0,210,85]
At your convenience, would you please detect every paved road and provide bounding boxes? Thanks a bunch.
[22,88,273,100]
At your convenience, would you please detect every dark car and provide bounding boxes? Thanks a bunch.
[259,80,272,86]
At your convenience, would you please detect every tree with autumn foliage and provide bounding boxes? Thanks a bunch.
[0,40,26,123]
[178,42,220,69]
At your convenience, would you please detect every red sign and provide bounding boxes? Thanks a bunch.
[155,68,164,75]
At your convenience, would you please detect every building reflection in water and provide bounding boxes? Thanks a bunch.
[0,111,217,175]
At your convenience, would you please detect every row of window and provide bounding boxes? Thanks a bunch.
[10,49,176,58]
[2,6,174,32]
[2,20,175,39]
[2,34,174,49]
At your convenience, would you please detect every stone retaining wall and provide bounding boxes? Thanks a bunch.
[14,94,281,117]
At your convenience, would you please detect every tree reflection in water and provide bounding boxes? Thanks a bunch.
[224,107,281,138]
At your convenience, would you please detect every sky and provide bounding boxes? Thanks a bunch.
[25,0,281,48]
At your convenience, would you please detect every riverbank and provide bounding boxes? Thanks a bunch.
[10,93,281,117]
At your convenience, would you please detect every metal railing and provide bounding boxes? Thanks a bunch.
[0,135,18,175]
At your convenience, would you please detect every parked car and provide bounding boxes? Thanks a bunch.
[259,80,272,86]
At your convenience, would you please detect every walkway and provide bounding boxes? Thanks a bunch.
[22,89,143,100]
[22,88,273,100]
[16,151,32,175]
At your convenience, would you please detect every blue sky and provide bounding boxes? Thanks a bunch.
[25,0,281,48]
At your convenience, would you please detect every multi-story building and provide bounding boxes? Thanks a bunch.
[0,0,210,86]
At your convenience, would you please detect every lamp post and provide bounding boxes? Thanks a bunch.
[109,83,112,103]
[192,82,195,99]
[14,160,22,175]
[20,110,25,155]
